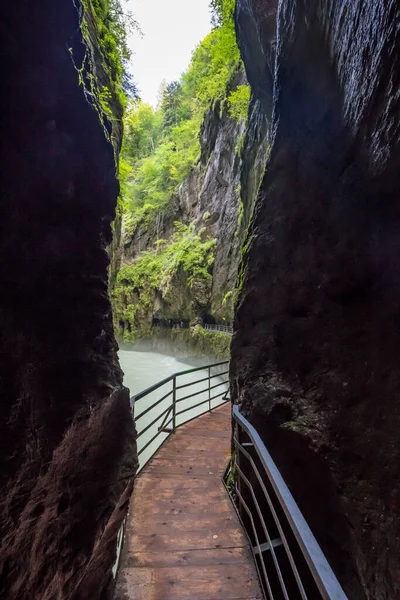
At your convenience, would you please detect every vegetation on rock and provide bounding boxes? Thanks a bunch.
[113,223,216,341]
[151,326,231,361]
[112,0,251,345]
[80,0,138,118]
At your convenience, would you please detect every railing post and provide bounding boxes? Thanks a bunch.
[208,366,211,412]
[172,375,177,431]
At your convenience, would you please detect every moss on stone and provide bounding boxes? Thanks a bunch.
[150,326,231,361]
[112,222,216,339]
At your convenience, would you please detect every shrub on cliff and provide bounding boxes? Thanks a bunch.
[113,223,216,340]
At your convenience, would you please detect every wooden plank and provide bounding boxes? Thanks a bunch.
[114,403,262,600]
[134,477,219,491]
[124,547,254,568]
[127,527,247,553]
[116,564,261,600]
[129,495,231,516]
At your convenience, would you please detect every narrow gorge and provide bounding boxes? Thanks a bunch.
[111,3,269,361]
[0,2,136,598]
[1,1,400,599]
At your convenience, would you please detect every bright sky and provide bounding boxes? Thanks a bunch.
[126,0,212,106]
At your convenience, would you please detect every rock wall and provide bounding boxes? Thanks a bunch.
[130,326,231,362]
[232,1,400,599]
[0,2,136,599]
[118,77,269,335]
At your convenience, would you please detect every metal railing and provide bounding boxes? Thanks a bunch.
[132,360,230,471]
[113,360,230,584]
[228,406,347,600]
[203,323,233,335]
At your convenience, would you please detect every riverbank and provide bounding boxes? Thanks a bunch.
[117,325,231,363]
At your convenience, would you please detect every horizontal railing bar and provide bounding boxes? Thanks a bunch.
[176,393,229,417]
[175,397,210,417]
[232,406,347,600]
[137,426,169,457]
[176,386,208,404]
[175,371,229,393]
[254,539,283,555]
[137,404,173,440]
[131,375,173,405]
[130,361,229,405]
[134,388,173,422]
[208,369,229,379]
[175,375,210,390]
[173,360,229,377]
[209,379,229,392]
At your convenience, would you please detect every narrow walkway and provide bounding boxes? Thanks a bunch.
[114,403,262,600]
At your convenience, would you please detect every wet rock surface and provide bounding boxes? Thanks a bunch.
[232,1,400,598]
[0,1,136,598]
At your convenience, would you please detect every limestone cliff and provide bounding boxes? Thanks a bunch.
[232,1,400,598]
[0,1,136,599]
[114,77,269,342]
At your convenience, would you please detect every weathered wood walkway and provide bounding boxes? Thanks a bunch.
[114,403,262,600]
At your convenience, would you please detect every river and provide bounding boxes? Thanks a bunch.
[118,349,229,469]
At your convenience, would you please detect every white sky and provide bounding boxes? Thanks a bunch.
[125,0,212,106]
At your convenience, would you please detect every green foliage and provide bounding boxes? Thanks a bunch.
[182,25,240,117]
[90,0,137,94]
[113,0,244,338]
[222,290,233,305]
[80,0,138,124]
[237,199,244,228]
[228,84,251,122]
[130,119,200,212]
[119,100,200,229]
[190,325,231,360]
[117,222,215,293]
[117,0,242,236]
[122,103,163,162]
[161,81,191,129]
[114,223,217,338]
[210,0,236,27]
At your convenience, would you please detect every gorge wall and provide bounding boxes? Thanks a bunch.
[113,80,269,359]
[0,2,136,598]
[232,1,400,599]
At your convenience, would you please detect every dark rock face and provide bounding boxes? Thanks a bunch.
[232,1,400,599]
[0,2,136,599]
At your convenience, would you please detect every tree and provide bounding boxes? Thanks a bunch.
[161,82,184,129]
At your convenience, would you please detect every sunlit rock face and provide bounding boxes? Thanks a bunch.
[120,79,269,328]
[232,1,400,598]
[0,1,136,598]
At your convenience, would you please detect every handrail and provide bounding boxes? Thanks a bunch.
[230,405,348,600]
[131,360,230,472]
[113,360,230,584]
[130,360,230,405]
[203,323,233,335]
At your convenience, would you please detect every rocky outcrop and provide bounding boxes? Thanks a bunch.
[232,1,400,599]
[118,77,269,334]
[136,325,231,362]
[0,1,136,599]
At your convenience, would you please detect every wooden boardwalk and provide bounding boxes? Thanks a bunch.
[114,403,262,600]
